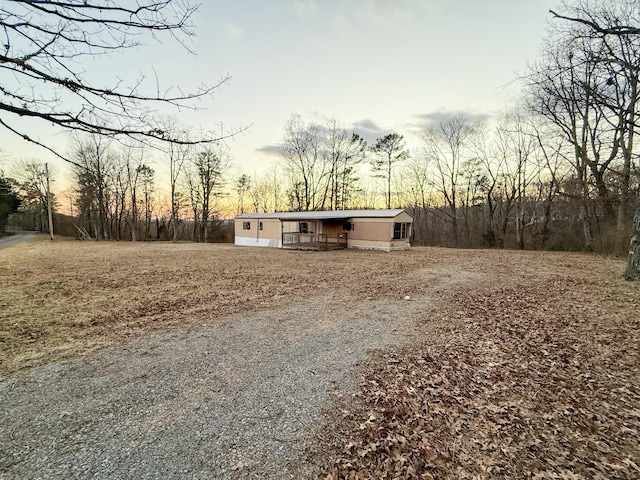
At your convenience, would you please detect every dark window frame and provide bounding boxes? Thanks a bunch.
[242,221,251,230]
[393,222,409,240]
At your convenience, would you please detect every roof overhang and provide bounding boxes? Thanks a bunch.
[236,209,412,221]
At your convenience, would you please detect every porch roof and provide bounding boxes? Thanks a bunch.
[236,209,410,221]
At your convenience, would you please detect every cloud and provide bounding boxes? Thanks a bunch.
[255,119,393,155]
[410,110,491,130]
[255,144,282,157]
[294,0,317,17]
[350,119,394,145]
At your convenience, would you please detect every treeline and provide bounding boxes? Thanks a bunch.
[3,129,233,242]
[3,0,639,256]
[237,109,634,253]
[236,0,640,255]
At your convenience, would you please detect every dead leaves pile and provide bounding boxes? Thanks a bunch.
[324,277,640,479]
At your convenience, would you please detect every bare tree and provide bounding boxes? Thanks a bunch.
[626,194,640,279]
[530,124,567,249]
[183,165,202,241]
[162,122,192,241]
[421,116,474,246]
[526,1,640,251]
[281,115,325,211]
[370,133,409,209]
[321,119,367,210]
[0,175,21,234]
[526,42,603,250]
[248,164,284,213]
[191,143,230,242]
[10,160,56,234]
[72,134,116,240]
[138,165,155,240]
[546,0,640,277]
[278,115,367,212]
[468,126,508,248]
[398,157,438,245]
[236,174,251,215]
[495,110,544,250]
[0,1,231,165]
[120,145,150,241]
[110,156,129,240]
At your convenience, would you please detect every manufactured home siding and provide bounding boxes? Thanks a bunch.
[234,209,413,251]
[345,211,412,250]
[348,221,392,242]
[393,211,413,224]
[234,218,281,247]
[322,221,343,239]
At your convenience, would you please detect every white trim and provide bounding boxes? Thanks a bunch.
[347,239,410,251]
[235,236,282,248]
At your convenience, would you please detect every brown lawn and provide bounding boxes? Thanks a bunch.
[1,235,639,478]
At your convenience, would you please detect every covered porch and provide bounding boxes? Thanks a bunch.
[282,232,348,250]
[281,219,348,251]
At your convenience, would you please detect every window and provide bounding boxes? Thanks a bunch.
[299,222,309,233]
[343,222,353,231]
[242,221,251,230]
[259,222,263,231]
[393,222,409,239]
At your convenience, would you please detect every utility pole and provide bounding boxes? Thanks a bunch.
[45,163,54,241]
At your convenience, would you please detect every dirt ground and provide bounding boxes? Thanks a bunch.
[1,236,639,478]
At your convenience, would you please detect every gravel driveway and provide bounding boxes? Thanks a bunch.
[0,292,426,479]
[0,232,36,251]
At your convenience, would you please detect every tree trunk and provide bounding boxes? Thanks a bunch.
[617,79,636,256]
[171,183,178,242]
[451,211,458,248]
[145,192,151,240]
[387,160,392,209]
[624,187,640,280]
[515,211,525,250]
[45,163,54,240]
[579,202,594,252]
[202,207,209,243]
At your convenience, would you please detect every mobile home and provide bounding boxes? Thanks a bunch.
[234,209,413,251]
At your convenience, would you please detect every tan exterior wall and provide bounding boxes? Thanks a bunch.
[235,218,281,247]
[394,211,413,223]
[235,211,413,250]
[282,221,298,234]
[348,221,392,242]
[345,212,412,250]
[281,220,326,234]
[321,222,344,240]
[346,212,413,241]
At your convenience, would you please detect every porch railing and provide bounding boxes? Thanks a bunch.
[282,232,347,248]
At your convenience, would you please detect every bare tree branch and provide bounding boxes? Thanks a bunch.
[550,9,640,36]
[0,0,236,166]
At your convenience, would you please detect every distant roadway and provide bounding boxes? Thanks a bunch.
[0,231,37,250]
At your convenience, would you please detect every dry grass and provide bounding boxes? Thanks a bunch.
[2,235,639,478]
[0,235,437,373]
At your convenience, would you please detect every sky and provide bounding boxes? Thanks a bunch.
[0,0,561,187]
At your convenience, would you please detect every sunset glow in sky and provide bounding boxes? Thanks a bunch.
[0,0,560,184]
